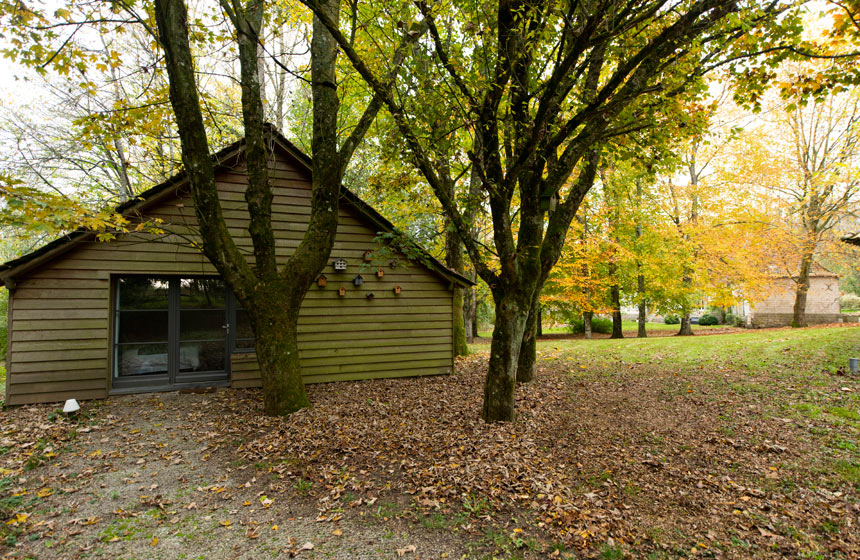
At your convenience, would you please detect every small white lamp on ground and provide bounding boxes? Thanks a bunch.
[63,399,80,415]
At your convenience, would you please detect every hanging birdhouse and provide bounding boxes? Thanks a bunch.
[393,285,402,295]
[363,250,373,262]
[365,292,375,300]
[317,274,327,287]
[333,258,347,271]
[353,274,364,287]
[377,267,384,278]
[338,286,346,296]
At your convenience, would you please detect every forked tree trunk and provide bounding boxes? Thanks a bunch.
[516,290,540,383]
[792,254,813,328]
[583,311,593,339]
[678,315,693,336]
[483,293,531,422]
[154,0,385,415]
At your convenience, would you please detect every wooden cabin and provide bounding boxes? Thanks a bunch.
[0,129,469,405]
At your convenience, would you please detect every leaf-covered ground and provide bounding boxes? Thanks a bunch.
[0,325,858,559]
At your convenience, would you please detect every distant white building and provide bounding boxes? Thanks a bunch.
[740,266,841,327]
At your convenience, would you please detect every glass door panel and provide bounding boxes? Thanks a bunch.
[115,278,170,379]
[114,276,230,390]
[176,278,228,383]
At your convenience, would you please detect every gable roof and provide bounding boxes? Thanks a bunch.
[0,125,472,288]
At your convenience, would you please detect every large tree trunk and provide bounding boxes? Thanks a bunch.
[637,281,647,338]
[678,315,694,336]
[792,253,813,328]
[155,0,382,415]
[483,293,531,422]
[252,283,310,413]
[516,289,540,383]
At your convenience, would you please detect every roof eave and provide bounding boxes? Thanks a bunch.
[1,126,475,289]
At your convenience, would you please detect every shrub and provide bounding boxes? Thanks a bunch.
[724,312,735,325]
[840,293,860,311]
[663,314,680,325]
[567,316,613,334]
[591,317,613,334]
[698,314,719,326]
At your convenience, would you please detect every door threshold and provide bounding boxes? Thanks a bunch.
[110,381,230,396]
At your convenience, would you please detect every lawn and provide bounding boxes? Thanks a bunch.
[0,325,857,559]
[480,320,730,338]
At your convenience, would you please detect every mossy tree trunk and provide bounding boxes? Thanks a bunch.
[516,289,540,383]
[154,0,391,415]
[442,165,469,356]
[304,0,754,422]
[484,290,532,421]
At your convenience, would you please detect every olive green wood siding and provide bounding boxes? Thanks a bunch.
[5,150,453,405]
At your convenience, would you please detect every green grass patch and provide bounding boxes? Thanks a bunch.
[827,406,860,422]
[835,460,860,486]
[514,325,860,378]
[478,320,728,340]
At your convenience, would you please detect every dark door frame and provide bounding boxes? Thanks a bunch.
[110,274,232,394]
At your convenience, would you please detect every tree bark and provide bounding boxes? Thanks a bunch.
[444,191,468,356]
[678,315,694,336]
[465,269,478,341]
[451,283,468,356]
[252,281,310,413]
[463,278,475,344]
[635,179,646,338]
[583,311,593,339]
[155,0,384,415]
[516,289,540,383]
[792,253,813,328]
[483,292,530,422]
[610,282,624,339]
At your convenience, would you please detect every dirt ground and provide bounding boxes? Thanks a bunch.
[0,329,858,559]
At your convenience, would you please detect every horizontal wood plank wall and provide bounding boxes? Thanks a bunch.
[6,149,453,405]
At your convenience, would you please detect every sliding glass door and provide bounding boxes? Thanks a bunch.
[114,276,229,391]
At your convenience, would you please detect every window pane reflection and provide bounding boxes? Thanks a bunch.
[179,341,225,372]
[180,278,226,308]
[117,343,169,376]
[118,277,169,310]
